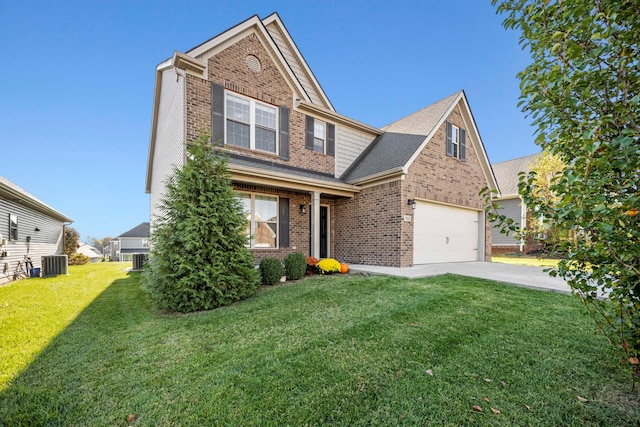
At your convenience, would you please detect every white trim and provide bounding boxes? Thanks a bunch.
[236,191,279,249]
[295,100,381,136]
[225,91,279,155]
[262,13,335,111]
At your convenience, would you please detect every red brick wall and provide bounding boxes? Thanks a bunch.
[334,181,403,266]
[403,104,492,263]
[185,32,335,175]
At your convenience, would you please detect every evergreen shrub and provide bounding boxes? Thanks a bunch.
[284,252,306,280]
[260,258,283,286]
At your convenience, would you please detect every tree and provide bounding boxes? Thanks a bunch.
[64,227,80,257]
[141,132,259,313]
[488,0,640,383]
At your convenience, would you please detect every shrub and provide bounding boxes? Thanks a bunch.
[260,258,283,286]
[316,258,341,275]
[141,132,259,313]
[284,253,306,280]
[68,253,90,265]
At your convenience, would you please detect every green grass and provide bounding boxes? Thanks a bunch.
[492,255,561,268]
[1,263,638,426]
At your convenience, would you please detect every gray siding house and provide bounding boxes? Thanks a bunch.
[0,176,72,283]
[110,222,150,262]
[491,153,541,253]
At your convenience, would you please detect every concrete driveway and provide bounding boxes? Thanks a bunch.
[349,261,572,294]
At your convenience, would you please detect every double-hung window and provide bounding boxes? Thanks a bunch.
[313,121,325,153]
[9,214,17,240]
[238,193,278,249]
[226,93,277,154]
[446,121,466,161]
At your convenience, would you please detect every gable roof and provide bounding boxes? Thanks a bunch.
[341,91,499,193]
[492,153,541,197]
[0,176,73,223]
[341,133,427,183]
[118,222,150,238]
[381,92,462,135]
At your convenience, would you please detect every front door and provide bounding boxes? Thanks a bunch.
[310,205,329,258]
[319,206,328,258]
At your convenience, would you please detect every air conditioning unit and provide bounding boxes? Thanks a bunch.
[42,255,68,277]
[132,253,148,270]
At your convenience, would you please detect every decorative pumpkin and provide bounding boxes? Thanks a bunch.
[340,263,349,274]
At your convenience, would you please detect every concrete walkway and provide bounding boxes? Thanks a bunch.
[349,261,572,294]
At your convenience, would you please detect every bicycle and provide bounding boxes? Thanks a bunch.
[12,255,34,281]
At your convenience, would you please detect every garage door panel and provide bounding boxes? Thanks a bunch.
[413,202,479,264]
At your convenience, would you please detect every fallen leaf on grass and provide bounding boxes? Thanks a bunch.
[491,407,501,415]
[483,397,491,402]
[484,378,492,382]
[629,357,639,365]
[577,396,589,403]
[524,404,531,411]
[127,414,136,422]
[500,380,507,387]
[472,405,483,412]
[425,369,434,376]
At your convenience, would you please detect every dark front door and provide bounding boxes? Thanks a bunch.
[320,206,328,258]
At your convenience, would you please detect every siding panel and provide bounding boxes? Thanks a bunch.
[0,197,65,282]
[150,68,185,228]
[491,198,523,246]
[335,126,377,177]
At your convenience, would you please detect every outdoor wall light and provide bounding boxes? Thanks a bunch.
[300,204,307,214]
[34,227,40,232]
[407,198,417,210]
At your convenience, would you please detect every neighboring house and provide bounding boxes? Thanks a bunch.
[109,222,150,262]
[77,242,103,263]
[145,13,499,267]
[0,176,73,283]
[490,153,542,254]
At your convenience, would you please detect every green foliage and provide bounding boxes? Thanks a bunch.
[316,258,341,275]
[68,253,90,266]
[141,132,259,313]
[490,0,640,382]
[284,253,307,280]
[63,227,80,257]
[259,258,283,286]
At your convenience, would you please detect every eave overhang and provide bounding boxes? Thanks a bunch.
[229,164,360,198]
[296,100,382,136]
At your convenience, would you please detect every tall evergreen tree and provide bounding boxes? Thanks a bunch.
[142,133,259,312]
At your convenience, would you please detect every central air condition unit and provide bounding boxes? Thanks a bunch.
[42,255,68,277]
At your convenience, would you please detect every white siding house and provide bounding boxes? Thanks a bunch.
[0,176,72,283]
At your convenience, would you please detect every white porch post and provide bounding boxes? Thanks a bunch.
[311,191,321,259]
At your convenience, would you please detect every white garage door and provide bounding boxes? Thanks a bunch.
[413,202,480,264]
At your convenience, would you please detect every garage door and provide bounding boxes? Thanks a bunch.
[413,202,480,264]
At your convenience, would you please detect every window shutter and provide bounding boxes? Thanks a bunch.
[460,128,466,161]
[211,82,225,146]
[445,121,453,157]
[279,105,290,160]
[279,198,290,248]
[326,123,335,156]
[305,115,314,150]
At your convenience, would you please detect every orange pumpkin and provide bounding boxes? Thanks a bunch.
[340,263,349,274]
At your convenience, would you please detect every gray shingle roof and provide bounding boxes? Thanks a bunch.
[382,91,462,135]
[340,133,427,183]
[492,153,541,196]
[118,222,150,238]
[228,153,345,184]
[0,176,73,223]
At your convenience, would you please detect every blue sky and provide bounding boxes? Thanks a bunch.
[0,0,536,241]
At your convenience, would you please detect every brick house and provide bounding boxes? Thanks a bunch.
[145,13,499,267]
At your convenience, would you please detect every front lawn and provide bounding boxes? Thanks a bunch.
[1,263,638,426]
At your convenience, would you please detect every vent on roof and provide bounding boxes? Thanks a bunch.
[246,55,261,72]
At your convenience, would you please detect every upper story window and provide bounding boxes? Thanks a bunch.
[9,214,17,240]
[446,121,466,161]
[313,121,325,153]
[237,193,278,249]
[141,239,150,248]
[226,93,277,154]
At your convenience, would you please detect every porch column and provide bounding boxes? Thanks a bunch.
[310,191,321,259]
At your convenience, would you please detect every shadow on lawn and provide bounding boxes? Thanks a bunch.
[0,272,148,426]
